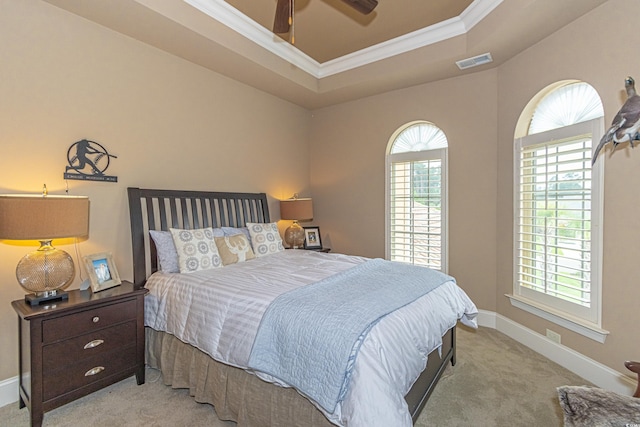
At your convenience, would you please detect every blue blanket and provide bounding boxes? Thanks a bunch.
[247,258,454,413]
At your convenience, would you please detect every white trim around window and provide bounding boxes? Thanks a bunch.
[511,118,606,341]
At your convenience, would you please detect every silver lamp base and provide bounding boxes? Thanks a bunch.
[17,240,75,306]
[284,221,305,249]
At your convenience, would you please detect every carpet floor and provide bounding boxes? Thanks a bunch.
[0,326,590,426]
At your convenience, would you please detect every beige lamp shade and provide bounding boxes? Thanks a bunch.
[280,197,313,249]
[0,194,90,305]
[0,195,90,240]
[280,198,313,221]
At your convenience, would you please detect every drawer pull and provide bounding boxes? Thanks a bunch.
[84,366,105,377]
[83,339,104,350]
[92,316,100,323]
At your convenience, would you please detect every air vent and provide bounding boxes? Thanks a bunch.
[456,53,493,70]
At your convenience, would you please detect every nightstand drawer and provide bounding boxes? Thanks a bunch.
[42,299,137,343]
[43,344,136,401]
[43,321,136,371]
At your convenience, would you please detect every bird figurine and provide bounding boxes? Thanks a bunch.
[592,76,640,165]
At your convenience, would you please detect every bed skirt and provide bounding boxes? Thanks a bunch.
[145,327,335,427]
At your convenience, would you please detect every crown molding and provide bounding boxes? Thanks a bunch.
[183,0,503,79]
[184,0,321,76]
[461,0,503,28]
[319,16,467,78]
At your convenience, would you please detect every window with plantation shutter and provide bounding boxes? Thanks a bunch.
[512,82,607,340]
[386,122,448,272]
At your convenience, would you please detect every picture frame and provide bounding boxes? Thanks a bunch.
[83,252,121,292]
[303,226,322,249]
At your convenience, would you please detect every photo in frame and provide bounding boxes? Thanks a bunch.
[83,252,121,292]
[303,226,322,249]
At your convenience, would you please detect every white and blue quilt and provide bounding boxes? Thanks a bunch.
[247,258,453,413]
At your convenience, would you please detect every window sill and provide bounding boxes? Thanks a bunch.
[505,294,609,343]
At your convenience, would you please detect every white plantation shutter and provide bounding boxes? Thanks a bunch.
[390,158,443,268]
[515,97,604,325]
[387,122,448,272]
[517,134,593,306]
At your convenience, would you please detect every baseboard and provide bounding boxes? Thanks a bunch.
[0,376,18,409]
[0,310,635,409]
[476,310,636,396]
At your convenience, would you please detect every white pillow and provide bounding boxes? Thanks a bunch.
[246,222,284,257]
[169,227,223,273]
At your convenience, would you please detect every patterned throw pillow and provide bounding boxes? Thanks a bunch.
[214,234,256,265]
[169,227,223,273]
[246,222,284,257]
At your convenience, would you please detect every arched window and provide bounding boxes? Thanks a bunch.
[512,81,606,340]
[386,121,448,271]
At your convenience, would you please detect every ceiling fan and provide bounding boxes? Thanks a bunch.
[273,0,378,37]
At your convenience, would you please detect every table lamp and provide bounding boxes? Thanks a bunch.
[0,193,90,305]
[280,195,313,249]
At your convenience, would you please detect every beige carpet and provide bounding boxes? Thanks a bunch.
[0,326,590,426]
[420,326,591,426]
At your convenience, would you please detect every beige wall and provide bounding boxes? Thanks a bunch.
[310,0,638,378]
[1,0,636,389]
[495,0,639,373]
[308,70,499,312]
[0,0,310,381]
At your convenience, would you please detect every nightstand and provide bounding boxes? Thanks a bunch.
[11,281,148,427]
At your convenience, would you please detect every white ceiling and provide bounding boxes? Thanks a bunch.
[44,0,608,109]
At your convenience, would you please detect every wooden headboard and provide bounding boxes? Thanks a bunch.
[127,187,270,286]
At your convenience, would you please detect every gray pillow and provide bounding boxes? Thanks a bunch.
[221,226,252,245]
[149,230,180,273]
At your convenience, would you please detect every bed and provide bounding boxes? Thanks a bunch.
[127,187,478,427]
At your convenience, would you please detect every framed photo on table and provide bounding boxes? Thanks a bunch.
[303,226,322,249]
[83,252,121,292]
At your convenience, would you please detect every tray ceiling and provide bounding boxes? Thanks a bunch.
[44,0,608,109]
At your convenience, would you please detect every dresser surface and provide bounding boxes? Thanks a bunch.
[11,282,148,427]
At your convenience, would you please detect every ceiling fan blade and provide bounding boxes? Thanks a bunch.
[273,0,291,33]
[340,0,378,15]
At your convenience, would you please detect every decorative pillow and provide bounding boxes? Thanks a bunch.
[214,234,256,265]
[246,222,284,257]
[221,226,252,244]
[149,230,179,273]
[169,227,223,273]
[149,228,224,273]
